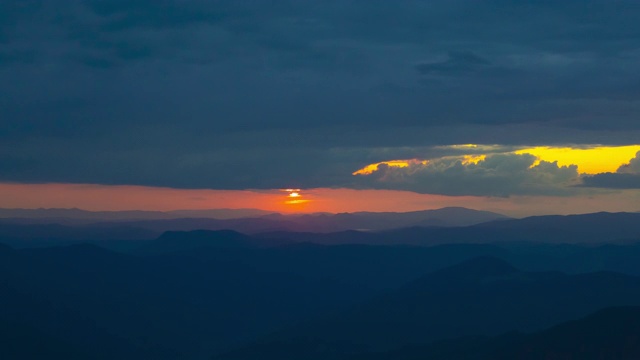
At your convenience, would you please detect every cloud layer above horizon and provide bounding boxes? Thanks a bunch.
[2,1,640,197]
[352,145,640,196]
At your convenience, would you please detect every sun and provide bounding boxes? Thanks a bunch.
[282,188,309,206]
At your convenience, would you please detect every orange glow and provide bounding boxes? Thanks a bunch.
[1,183,640,217]
[283,188,309,208]
[285,199,310,205]
[515,145,640,174]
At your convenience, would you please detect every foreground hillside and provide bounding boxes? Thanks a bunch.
[354,306,640,360]
[214,257,640,359]
[2,212,640,359]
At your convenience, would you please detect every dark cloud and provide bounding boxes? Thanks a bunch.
[581,173,640,189]
[415,51,490,76]
[86,0,224,31]
[2,1,640,191]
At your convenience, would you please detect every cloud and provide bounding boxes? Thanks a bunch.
[617,151,640,174]
[581,151,640,188]
[3,1,640,190]
[353,153,580,197]
[581,173,640,189]
[0,49,36,65]
[85,0,223,31]
[415,51,491,76]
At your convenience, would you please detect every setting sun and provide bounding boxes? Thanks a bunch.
[282,188,309,207]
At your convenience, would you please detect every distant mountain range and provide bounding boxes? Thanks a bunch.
[93,207,507,235]
[0,207,508,248]
[0,208,274,222]
[258,211,640,245]
[260,207,510,231]
[0,207,508,232]
[2,210,640,250]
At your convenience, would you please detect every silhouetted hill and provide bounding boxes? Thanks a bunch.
[354,306,640,360]
[215,258,640,359]
[0,318,93,360]
[138,229,292,254]
[5,234,640,360]
[103,217,301,234]
[6,241,547,359]
[0,245,163,359]
[0,221,157,247]
[425,255,518,280]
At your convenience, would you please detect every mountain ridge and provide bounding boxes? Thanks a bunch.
[216,258,640,359]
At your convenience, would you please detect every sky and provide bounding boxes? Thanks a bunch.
[2,1,640,216]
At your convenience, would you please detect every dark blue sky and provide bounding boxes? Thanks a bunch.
[2,1,640,196]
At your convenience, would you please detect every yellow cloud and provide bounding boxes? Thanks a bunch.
[353,160,427,175]
[447,144,479,149]
[461,154,486,165]
[352,144,640,177]
[515,145,640,174]
[353,155,485,176]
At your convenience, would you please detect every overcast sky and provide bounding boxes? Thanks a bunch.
[2,1,640,208]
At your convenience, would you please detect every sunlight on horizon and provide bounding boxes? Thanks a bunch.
[283,188,310,207]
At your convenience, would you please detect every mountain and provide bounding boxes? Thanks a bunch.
[0,318,92,360]
[5,236,640,360]
[257,211,640,246]
[0,221,157,247]
[0,208,274,222]
[0,207,508,236]
[168,209,273,219]
[0,243,388,359]
[0,207,509,249]
[98,217,301,234]
[0,244,167,360]
[355,306,640,360]
[215,257,640,359]
[137,229,292,254]
[262,207,509,231]
[473,211,640,243]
